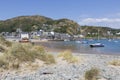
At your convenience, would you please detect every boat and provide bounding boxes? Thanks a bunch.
[90,43,104,47]
[75,40,88,44]
[89,29,104,47]
[19,38,30,43]
[64,39,70,41]
[75,40,81,43]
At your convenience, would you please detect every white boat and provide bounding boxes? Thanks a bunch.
[89,29,104,47]
[75,40,88,44]
[64,39,70,41]
[90,43,104,47]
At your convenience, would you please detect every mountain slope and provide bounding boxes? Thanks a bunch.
[0,15,79,33]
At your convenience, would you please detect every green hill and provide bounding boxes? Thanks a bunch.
[0,15,79,33]
[0,15,120,37]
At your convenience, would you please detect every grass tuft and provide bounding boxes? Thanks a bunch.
[109,60,120,66]
[84,68,99,80]
[58,50,79,63]
[0,56,8,69]
[0,36,12,47]
[44,53,56,64]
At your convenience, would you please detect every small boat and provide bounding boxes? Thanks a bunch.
[90,29,104,47]
[90,43,104,47]
[64,39,70,41]
[75,40,81,43]
[19,38,30,43]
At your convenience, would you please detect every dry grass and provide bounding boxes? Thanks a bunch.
[0,56,8,69]
[44,53,56,64]
[5,43,55,63]
[58,50,79,63]
[0,42,55,70]
[0,36,12,47]
[109,60,120,66]
[84,68,99,80]
[0,36,11,53]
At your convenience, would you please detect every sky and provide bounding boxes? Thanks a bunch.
[0,0,120,29]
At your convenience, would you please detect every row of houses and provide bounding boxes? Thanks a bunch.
[1,29,76,41]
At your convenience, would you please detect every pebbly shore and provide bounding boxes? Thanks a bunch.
[0,53,120,80]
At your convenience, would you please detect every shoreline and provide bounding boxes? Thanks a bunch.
[45,46,120,56]
[32,40,120,56]
[6,38,120,55]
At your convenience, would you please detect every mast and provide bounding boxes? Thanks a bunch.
[97,29,100,42]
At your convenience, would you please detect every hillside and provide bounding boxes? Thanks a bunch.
[81,26,120,38]
[0,15,120,37]
[0,15,79,33]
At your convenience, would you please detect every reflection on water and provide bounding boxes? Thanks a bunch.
[35,39,120,55]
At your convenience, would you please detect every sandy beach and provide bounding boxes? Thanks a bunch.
[0,52,120,80]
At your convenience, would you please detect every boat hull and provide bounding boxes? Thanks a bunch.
[90,44,104,47]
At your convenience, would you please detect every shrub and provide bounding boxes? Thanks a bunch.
[85,68,99,80]
[58,50,79,63]
[109,60,120,66]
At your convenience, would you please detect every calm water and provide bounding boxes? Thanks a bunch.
[37,39,120,55]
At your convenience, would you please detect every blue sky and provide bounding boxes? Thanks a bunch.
[0,0,120,29]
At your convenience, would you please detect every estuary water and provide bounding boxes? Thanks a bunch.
[37,39,120,55]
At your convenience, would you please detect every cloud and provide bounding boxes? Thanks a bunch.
[79,18,120,29]
[81,18,120,23]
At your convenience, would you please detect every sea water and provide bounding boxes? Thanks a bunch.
[38,39,120,55]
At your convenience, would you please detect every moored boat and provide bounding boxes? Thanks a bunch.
[90,29,104,47]
[19,38,30,43]
[90,43,104,47]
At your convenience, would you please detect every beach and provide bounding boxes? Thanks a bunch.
[1,52,120,80]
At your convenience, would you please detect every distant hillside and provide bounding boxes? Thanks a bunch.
[0,15,79,33]
[81,26,120,38]
[0,15,120,37]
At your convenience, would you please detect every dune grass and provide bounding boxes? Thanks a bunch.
[0,40,55,70]
[0,36,12,53]
[58,50,79,63]
[0,56,9,69]
[84,68,99,80]
[109,60,120,66]
[0,36,12,47]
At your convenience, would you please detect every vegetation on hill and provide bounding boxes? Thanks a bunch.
[0,15,79,34]
[81,26,120,38]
